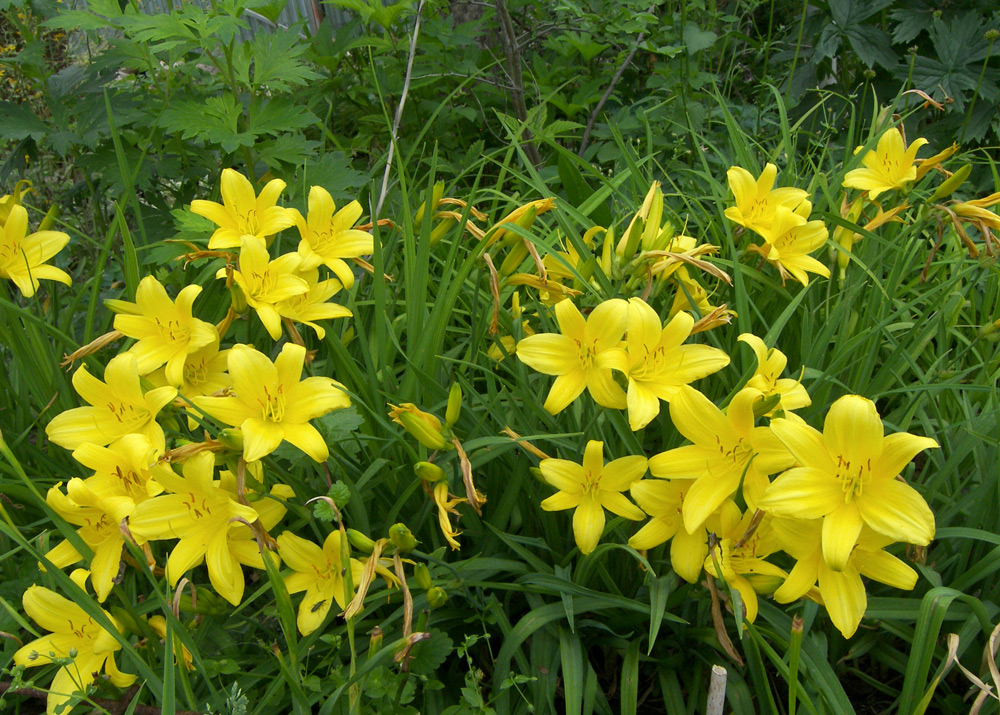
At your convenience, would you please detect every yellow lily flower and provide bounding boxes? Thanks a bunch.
[293,186,373,289]
[539,440,646,555]
[758,395,938,572]
[0,203,71,297]
[276,268,352,340]
[771,519,918,638]
[13,585,136,715]
[190,168,297,250]
[842,127,929,199]
[276,530,365,635]
[724,163,809,237]
[648,387,795,532]
[516,298,629,414]
[220,234,309,340]
[600,297,730,430]
[628,479,741,583]
[44,479,136,602]
[193,343,350,462]
[128,452,263,605]
[749,204,831,286]
[704,510,788,623]
[111,275,218,385]
[45,353,177,451]
[737,333,811,414]
[71,433,169,504]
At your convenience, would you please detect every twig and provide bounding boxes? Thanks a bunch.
[579,3,657,157]
[375,0,426,219]
[495,0,542,168]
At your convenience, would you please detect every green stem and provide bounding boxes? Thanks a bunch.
[960,35,997,144]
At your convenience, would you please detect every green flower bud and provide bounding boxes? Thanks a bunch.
[414,461,446,483]
[389,523,418,553]
[217,428,244,452]
[427,587,448,609]
[930,163,971,201]
[414,563,433,590]
[445,383,463,427]
[346,528,376,553]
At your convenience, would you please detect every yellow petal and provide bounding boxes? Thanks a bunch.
[822,503,863,572]
[542,370,587,414]
[817,561,866,638]
[858,478,935,545]
[572,496,605,554]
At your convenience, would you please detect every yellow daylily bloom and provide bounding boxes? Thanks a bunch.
[111,275,218,385]
[724,163,809,237]
[737,333,811,414]
[485,197,557,247]
[190,168,297,249]
[704,510,788,623]
[277,530,365,635]
[516,298,629,414]
[294,186,374,289]
[601,297,730,431]
[71,433,169,504]
[44,479,136,602]
[628,480,741,583]
[45,353,178,451]
[14,585,136,715]
[276,268,352,340]
[648,387,795,532]
[0,203,71,297]
[749,205,831,286]
[759,395,938,572]
[128,452,263,605]
[771,519,918,639]
[842,128,929,199]
[193,343,350,462]
[539,440,646,555]
[220,234,309,340]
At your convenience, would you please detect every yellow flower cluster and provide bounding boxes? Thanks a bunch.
[532,329,937,638]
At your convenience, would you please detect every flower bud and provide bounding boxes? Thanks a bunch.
[388,403,452,451]
[426,586,448,609]
[228,280,248,313]
[346,528,376,553]
[414,461,446,483]
[217,428,244,452]
[445,383,462,427]
[930,163,971,201]
[389,523,418,553]
[414,563,433,590]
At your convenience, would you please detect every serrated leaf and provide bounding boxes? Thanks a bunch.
[0,102,48,142]
[247,99,317,137]
[257,134,322,170]
[250,29,320,92]
[407,631,453,675]
[159,96,254,152]
[845,24,898,69]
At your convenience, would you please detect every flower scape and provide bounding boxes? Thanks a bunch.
[0,115,994,714]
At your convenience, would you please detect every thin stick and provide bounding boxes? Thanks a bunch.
[375,0,426,219]
[579,3,656,157]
